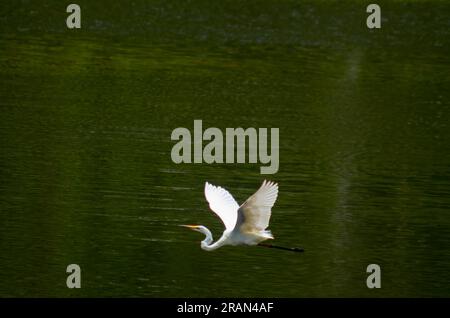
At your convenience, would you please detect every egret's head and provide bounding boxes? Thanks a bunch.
[180,225,213,247]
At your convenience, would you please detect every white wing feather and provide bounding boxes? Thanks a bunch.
[204,182,240,231]
[236,180,278,234]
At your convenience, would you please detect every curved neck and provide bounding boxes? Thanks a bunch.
[199,226,227,251]
[199,226,213,246]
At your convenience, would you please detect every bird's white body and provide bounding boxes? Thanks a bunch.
[182,180,279,251]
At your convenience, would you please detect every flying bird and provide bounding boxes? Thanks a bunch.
[181,180,303,252]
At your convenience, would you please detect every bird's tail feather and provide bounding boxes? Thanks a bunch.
[261,230,274,239]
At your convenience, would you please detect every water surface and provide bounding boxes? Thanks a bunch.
[1,1,450,297]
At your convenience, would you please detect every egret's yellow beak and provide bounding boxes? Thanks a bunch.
[179,224,199,230]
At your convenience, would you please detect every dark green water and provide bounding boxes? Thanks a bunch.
[1,1,450,297]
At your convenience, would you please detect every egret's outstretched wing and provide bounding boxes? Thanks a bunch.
[204,182,240,231]
[236,180,278,233]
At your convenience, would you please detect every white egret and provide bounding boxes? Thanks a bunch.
[181,180,303,252]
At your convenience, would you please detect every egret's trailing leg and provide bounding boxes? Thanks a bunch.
[258,243,304,253]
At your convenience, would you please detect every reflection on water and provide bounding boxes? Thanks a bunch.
[0,1,450,297]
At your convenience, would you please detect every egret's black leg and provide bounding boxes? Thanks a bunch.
[258,243,304,253]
